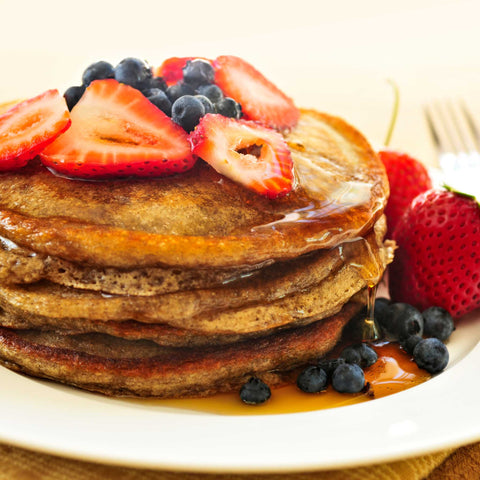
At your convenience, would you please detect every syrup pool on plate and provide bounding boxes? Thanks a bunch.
[127,342,430,415]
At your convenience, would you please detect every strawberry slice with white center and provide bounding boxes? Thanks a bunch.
[0,90,71,171]
[214,55,299,131]
[40,79,194,178]
[189,114,294,199]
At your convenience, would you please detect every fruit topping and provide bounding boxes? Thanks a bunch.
[144,89,172,116]
[40,79,194,178]
[146,76,168,93]
[172,95,207,132]
[196,84,224,103]
[297,365,328,393]
[213,55,299,131]
[155,57,204,86]
[194,95,215,115]
[166,82,196,103]
[82,60,115,86]
[189,114,294,199]
[413,338,449,373]
[389,189,480,318]
[239,377,271,405]
[215,97,242,119]
[64,85,86,111]
[378,149,432,235]
[422,306,455,341]
[331,363,365,394]
[114,57,152,90]
[0,90,71,171]
[182,59,215,88]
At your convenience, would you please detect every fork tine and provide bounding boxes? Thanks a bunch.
[424,105,444,153]
[425,100,480,176]
[459,100,480,152]
[446,101,480,153]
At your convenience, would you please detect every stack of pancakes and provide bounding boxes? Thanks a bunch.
[0,109,393,398]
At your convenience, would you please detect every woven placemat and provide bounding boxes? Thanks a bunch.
[0,441,478,480]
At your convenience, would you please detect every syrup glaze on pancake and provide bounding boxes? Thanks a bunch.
[0,110,388,268]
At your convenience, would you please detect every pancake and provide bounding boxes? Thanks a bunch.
[0,103,391,398]
[0,229,393,336]
[0,302,360,398]
[0,109,388,269]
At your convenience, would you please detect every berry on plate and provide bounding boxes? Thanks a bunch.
[389,188,480,318]
[378,149,432,235]
[0,90,71,171]
[413,338,449,373]
[189,114,294,199]
[213,55,299,131]
[40,79,194,178]
[297,365,328,393]
[239,377,271,405]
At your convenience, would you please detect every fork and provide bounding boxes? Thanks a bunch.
[424,101,480,195]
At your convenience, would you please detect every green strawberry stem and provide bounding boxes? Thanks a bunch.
[383,79,400,147]
[444,184,479,204]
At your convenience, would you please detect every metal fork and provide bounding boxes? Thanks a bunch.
[424,101,480,194]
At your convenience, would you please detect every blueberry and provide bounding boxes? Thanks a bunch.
[216,97,242,119]
[171,95,205,132]
[401,334,423,355]
[182,59,215,88]
[145,89,172,116]
[194,95,215,114]
[318,358,345,379]
[196,84,224,103]
[340,346,362,365]
[239,377,271,405]
[297,366,328,393]
[422,306,455,341]
[355,343,378,367]
[114,57,152,90]
[81,61,115,86]
[166,82,196,103]
[413,338,449,373]
[64,85,86,110]
[389,303,424,340]
[374,297,392,330]
[332,363,365,393]
[340,344,377,367]
[144,76,167,93]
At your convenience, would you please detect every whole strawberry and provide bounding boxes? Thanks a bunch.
[389,188,480,319]
[379,150,432,235]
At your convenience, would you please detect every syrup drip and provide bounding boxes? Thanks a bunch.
[125,343,430,416]
[362,284,381,341]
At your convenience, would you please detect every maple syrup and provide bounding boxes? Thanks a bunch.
[126,342,430,415]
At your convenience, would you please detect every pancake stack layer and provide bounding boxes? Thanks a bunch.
[0,109,393,398]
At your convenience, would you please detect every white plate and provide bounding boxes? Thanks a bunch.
[0,308,478,473]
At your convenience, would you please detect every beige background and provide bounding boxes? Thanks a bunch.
[1,0,480,166]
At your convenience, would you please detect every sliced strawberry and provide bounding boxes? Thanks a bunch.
[154,57,211,86]
[0,90,70,171]
[213,55,299,131]
[40,79,195,178]
[189,114,294,199]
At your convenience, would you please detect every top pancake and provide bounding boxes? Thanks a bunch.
[0,109,388,268]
